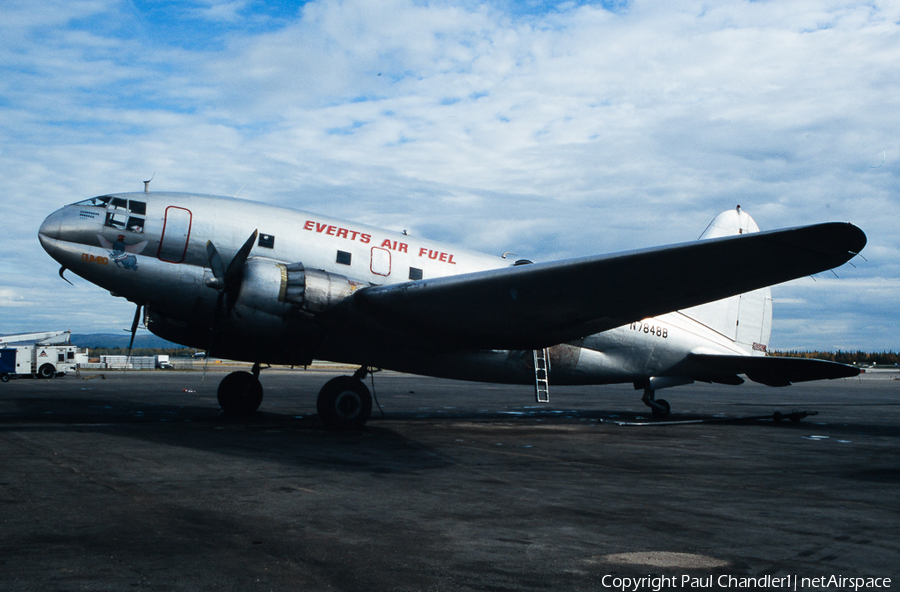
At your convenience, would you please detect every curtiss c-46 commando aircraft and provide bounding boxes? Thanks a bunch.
[39,191,866,429]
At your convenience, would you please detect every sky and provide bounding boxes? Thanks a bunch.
[1,0,898,351]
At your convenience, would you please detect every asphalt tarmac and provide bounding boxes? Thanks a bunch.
[1,367,898,591]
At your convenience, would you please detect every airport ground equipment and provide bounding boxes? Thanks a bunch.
[0,331,88,379]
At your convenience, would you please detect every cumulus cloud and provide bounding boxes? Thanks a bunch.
[0,289,28,308]
[1,0,897,349]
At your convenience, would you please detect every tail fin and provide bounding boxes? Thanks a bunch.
[680,206,773,355]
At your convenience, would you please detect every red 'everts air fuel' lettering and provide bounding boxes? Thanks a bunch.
[380,239,408,253]
[418,247,456,264]
[303,220,370,243]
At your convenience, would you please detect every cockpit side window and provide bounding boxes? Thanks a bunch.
[105,212,127,229]
[126,217,144,233]
[101,197,145,234]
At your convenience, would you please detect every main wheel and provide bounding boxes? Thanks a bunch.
[38,364,56,379]
[217,371,263,416]
[317,376,372,431]
[651,398,671,418]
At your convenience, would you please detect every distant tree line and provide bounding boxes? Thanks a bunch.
[771,350,900,366]
[87,347,202,358]
[82,347,898,365]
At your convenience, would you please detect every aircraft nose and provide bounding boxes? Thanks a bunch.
[38,207,65,243]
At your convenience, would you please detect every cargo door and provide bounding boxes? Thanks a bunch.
[158,206,192,263]
[370,247,391,277]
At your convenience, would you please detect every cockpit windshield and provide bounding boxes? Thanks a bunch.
[72,195,112,207]
[71,195,147,234]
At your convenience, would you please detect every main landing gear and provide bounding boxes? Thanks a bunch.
[317,366,373,431]
[642,385,671,419]
[217,362,264,416]
[215,363,373,430]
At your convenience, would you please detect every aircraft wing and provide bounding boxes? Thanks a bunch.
[352,222,866,349]
[685,354,861,386]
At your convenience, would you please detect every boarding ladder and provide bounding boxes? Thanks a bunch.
[533,348,550,403]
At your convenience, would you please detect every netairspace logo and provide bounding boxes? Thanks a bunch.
[600,574,892,591]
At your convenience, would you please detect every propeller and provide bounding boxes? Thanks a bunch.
[205,229,258,317]
[202,230,258,375]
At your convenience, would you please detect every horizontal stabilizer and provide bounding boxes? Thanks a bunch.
[687,354,860,387]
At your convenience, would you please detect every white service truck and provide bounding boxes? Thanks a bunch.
[0,331,88,381]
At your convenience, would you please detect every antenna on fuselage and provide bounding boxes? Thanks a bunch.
[143,172,155,193]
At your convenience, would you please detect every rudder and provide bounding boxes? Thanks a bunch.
[680,206,773,354]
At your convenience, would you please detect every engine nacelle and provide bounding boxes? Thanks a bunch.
[237,259,361,317]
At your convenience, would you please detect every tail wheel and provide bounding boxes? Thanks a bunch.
[317,376,372,431]
[38,364,56,379]
[651,398,671,418]
[217,371,263,416]
[642,385,671,419]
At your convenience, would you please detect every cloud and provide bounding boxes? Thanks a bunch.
[188,0,251,23]
[0,288,28,308]
[2,0,898,350]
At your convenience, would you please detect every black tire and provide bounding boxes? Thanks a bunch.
[1,374,9,383]
[317,376,372,431]
[38,364,56,379]
[217,371,263,416]
[651,398,671,419]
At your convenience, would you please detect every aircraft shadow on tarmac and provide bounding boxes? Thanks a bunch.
[4,389,898,431]
[0,396,460,473]
[3,386,898,479]
[0,393,831,427]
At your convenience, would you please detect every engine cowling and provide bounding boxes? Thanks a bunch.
[236,259,362,317]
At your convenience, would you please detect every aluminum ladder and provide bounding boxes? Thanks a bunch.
[533,348,550,403]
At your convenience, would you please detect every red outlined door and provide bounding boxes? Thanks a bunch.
[157,206,192,263]
[370,247,391,277]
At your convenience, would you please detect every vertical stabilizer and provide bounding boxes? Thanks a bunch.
[681,207,773,354]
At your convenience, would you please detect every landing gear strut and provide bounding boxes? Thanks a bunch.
[317,366,372,431]
[217,364,263,416]
[642,386,670,419]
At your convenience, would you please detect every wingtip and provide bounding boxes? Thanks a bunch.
[845,222,867,255]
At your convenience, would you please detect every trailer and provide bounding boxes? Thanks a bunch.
[0,331,89,380]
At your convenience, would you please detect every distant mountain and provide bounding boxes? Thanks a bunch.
[70,333,189,349]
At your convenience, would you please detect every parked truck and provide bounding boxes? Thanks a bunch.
[0,331,89,381]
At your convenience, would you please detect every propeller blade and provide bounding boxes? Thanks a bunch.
[206,241,225,280]
[126,303,142,362]
[224,230,258,286]
[214,291,225,321]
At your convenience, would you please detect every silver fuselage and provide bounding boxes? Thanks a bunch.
[39,192,755,387]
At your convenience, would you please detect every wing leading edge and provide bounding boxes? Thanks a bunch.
[352,221,866,350]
